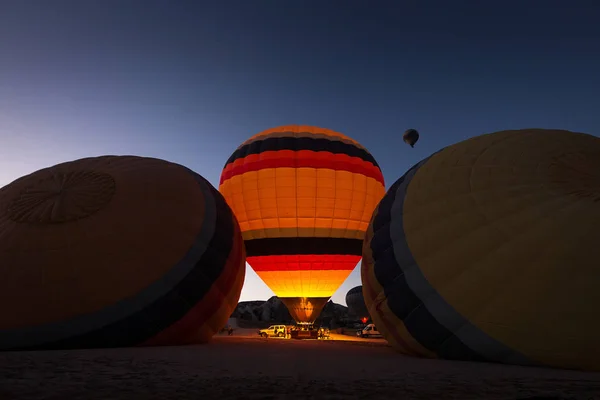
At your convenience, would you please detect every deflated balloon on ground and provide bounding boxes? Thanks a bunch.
[0,156,245,350]
[362,129,600,371]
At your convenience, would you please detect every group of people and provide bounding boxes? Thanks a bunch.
[284,325,330,340]
[318,327,331,339]
[220,325,234,336]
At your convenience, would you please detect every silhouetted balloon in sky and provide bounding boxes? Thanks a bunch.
[0,156,245,350]
[363,129,600,371]
[220,125,385,323]
[403,129,419,148]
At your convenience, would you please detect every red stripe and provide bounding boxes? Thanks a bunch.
[219,151,384,185]
[247,254,361,272]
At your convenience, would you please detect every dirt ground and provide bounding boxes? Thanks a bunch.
[1,334,600,400]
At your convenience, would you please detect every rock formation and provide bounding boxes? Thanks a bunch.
[231,296,349,327]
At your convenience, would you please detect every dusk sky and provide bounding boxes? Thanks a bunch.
[1,0,599,305]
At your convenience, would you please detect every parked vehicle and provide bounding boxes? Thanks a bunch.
[258,324,287,338]
[356,323,382,338]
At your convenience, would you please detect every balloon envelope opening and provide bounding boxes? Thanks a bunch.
[279,297,330,324]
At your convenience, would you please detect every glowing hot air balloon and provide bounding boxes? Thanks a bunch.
[220,125,385,324]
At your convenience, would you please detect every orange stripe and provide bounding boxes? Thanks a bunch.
[219,169,386,233]
[220,150,383,185]
[255,270,356,298]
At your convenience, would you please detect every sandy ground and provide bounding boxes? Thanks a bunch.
[1,333,600,400]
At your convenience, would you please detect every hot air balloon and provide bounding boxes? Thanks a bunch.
[0,156,245,350]
[403,129,419,148]
[220,125,385,324]
[362,129,600,371]
[345,286,369,322]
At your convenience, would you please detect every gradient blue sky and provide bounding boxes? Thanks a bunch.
[1,0,599,305]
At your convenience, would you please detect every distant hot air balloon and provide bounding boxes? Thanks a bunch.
[403,129,419,148]
[220,125,386,324]
[0,156,245,350]
[362,129,600,371]
[345,286,369,321]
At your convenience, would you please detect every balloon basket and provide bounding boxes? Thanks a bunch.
[290,328,319,340]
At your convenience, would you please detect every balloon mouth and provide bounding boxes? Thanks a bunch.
[279,297,330,324]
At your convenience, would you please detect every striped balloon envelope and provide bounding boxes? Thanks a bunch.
[219,125,385,323]
[362,129,600,371]
[345,286,369,321]
[0,156,245,350]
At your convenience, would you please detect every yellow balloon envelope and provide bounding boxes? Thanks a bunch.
[363,129,600,371]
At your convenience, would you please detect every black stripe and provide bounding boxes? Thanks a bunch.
[370,152,489,362]
[22,169,234,350]
[225,136,380,168]
[245,237,363,257]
